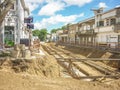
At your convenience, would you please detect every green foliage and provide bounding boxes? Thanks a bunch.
[32,29,48,41]
[50,28,63,34]
[50,24,70,34]
[4,39,14,47]
[61,25,67,30]
[32,30,40,36]
[38,29,47,41]
[51,29,58,33]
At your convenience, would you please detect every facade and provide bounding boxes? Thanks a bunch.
[58,30,68,44]
[76,17,96,46]
[51,33,57,42]
[46,34,51,42]
[54,30,63,42]
[56,6,120,50]
[0,0,29,48]
[68,24,78,44]
[94,7,120,49]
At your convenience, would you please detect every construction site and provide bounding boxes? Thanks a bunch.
[0,42,120,90]
[1,0,120,90]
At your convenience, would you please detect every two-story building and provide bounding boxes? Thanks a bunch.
[58,30,68,44]
[68,24,78,44]
[0,0,29,48]
[76,17,96,46]
[93,7,120,49]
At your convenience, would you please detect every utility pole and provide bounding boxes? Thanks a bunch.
[29,29,32,50]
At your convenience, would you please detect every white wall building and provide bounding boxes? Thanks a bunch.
[94,7,120,48]
[0,0,29,48]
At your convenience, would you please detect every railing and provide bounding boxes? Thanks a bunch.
[57,41,120,52]
[77,29,94,35]
[59,33,68,35]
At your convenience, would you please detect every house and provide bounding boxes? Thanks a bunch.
[0,0,29,48]
[76,17,96,46]
[56,30,63,43]
[46,33,51,42]
[58,30,68,44]
[68,24,78,44]
[93,7,120,49]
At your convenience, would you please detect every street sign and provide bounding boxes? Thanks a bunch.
[27,23,34,29]
[24,17,33,23]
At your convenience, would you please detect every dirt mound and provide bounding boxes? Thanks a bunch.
[0,56,59,78]
[1,71,120,90]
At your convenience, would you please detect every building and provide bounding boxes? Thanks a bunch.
[0,0,29,48]
[93,7,120,49]
[46,33,51,42]
[51,30,63,42]
[76,17,96,46]
[58,30,68,44]
[68,24,78,44]
[56,7,120,50]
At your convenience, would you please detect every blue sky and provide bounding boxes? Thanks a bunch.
[25,0,120,32]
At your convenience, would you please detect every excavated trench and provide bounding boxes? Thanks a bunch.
[42,43,120,81]
[0,43,120,82]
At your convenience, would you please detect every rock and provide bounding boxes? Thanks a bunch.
[24,50,31,59]
[14,44,20,51]
[19,44,26,51]
[11,50,21,58]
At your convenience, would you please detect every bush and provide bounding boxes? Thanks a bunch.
[5,39,14,47]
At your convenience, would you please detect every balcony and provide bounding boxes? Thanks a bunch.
[77,29,95,35]
[95,25,114,33]
[95,23,120,33]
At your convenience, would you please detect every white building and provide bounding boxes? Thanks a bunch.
[93,7,120,48]
[0,0,29,48]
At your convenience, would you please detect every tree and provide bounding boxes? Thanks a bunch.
[32,30,40,37]
[32,29,48,41]
[61,25,67,30]
[38,29,47,41]
[51,29,57,33]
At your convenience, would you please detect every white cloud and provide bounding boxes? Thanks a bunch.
[38,1,65,16]
[116,5,120,8]
[34,13,84,29]
[26,3,39,12]
[63,0,92,7]
[25,0,92,15]
[25,0,44,12]
[98,2,108,8]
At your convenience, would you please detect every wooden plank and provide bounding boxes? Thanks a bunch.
[55,58,120,62]
[78,75,120,79]
[75,58,120,61]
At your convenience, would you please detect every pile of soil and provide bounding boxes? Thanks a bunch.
[1,70,120,90]
[0,56,59,78]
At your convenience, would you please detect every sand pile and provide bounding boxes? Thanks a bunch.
[0,56,59,78]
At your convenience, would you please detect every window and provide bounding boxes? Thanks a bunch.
[99,21,104,26]
[110,18,116,25]
[106,19,109,26]
[97,22,99,27]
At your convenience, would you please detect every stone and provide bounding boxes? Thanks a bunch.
[24,50,31,59]
[14,44,20,51]
[20,44,26,51]
[11,50,21,58]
